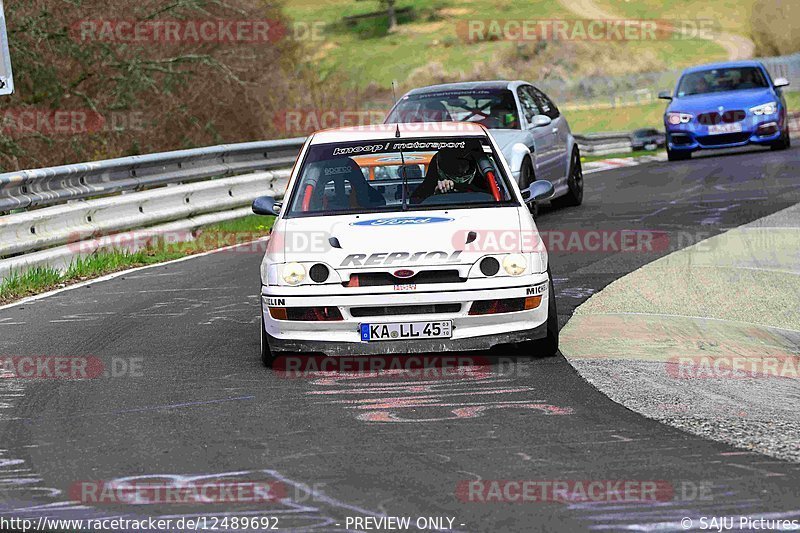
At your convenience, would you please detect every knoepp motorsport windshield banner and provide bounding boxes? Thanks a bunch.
[306,137,485,164]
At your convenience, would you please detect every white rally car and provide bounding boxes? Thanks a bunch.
[252,122,559,366]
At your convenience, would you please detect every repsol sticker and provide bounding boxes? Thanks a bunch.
[351,217,453,227]
[266,298,286,306]
[341,251,462,267]
[526,283,548,296]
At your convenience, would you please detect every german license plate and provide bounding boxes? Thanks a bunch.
[708,123,742,135]
[360,321,452,342]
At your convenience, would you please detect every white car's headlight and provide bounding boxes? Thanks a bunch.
[282,262,306,285]
[667,112,692,125]
[502,254,527,276]
[750,102,777,116]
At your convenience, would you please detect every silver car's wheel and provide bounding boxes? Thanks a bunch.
[552,149,583,208]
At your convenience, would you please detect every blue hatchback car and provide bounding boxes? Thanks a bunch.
[659,61,791,161]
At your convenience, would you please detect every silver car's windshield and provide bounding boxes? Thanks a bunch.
[386,89,521,130]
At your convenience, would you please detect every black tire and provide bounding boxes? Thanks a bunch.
[260,309,276,368]
[519,157,537,217]
[518,274,559,357]
[771,128,790,151]
[551,148,583,208]
[667,147,691,161]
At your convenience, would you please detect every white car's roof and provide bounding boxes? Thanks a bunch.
[309,122,488,144]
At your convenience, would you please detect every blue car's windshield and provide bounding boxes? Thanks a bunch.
[677,67,769,97]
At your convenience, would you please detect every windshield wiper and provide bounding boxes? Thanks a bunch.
[400,149,408,211]
[396,124,409,211]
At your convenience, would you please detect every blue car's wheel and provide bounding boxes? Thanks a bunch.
[771,127,790,151]
[667,147,691,161]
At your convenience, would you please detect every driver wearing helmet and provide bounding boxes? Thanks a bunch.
[434,148,487,194]
[410,147,489,203]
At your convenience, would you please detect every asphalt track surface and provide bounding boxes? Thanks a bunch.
[0,145,799,532]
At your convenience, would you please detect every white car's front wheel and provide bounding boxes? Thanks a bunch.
[518,275,559,357]
[260,308,276,368]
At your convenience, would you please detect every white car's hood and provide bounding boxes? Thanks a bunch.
[273,207,524,270]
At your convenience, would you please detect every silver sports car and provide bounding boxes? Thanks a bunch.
[385,80,584,213]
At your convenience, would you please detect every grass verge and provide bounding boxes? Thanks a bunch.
[0,215,275,305]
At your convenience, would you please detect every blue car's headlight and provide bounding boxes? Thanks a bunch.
[667,112,692,125]
[750,102,778,116]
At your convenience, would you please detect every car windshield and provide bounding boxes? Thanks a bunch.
[386,89,520,129]
[284,136,516,218]
[676,67,768,96]
[633,129,655,137]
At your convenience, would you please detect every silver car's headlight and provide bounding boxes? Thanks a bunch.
[750,102,777,116]
[502,254,527,276]
[282,262,306,285]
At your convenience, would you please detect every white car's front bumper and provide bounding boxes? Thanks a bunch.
[261,273,551,355]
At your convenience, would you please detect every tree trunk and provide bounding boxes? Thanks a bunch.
[386,0,397,32]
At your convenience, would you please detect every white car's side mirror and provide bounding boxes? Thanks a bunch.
[521,180,555,203]
[252,196,281,216]
[774,77,790,88]
[530,115,552,128]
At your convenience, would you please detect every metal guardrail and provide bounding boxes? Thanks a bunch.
[574,132,640,156]
[0,171,289,259]
[0,137,305,213]
[0,170,289,279]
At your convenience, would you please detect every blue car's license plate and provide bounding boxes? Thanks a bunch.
[360,321,452,342]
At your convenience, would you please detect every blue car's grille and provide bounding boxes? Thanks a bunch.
[670,133,693,145]
[697,132,751,146]
[697,110,746,125]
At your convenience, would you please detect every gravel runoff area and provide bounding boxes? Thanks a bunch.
[560,202,800,462]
